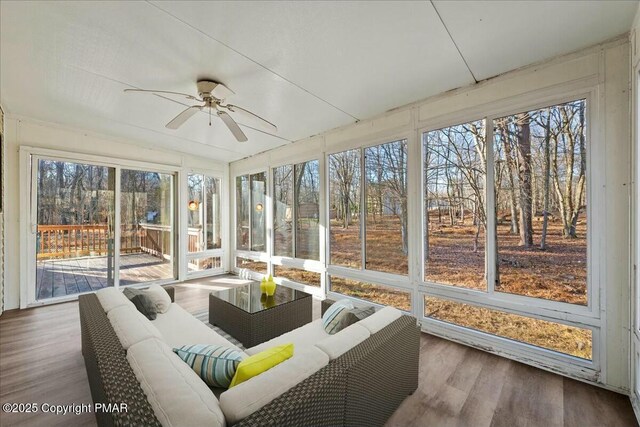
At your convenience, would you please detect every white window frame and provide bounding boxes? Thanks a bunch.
[270,158,324,297]
[183,170,226,279]
[417,87,603,379]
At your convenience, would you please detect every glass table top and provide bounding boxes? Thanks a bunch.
[211,282,311,314]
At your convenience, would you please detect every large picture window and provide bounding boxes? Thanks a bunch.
[273,160,320,260]
[424,120,486,290]
[236,172,266,252]
[364,140,408,275]
[493,99,587,305]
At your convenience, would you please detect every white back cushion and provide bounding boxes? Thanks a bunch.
[246,319,328,356]
[358,306,403,334]
[107,305,162,350]
[96,287,134,313]
[219,346,329,424]
[314,323,370,360]
[152,303,244,352]
[127,338,226,427]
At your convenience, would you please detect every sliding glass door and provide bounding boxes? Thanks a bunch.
[120,169,176,285]
[32,158,177,301]
[35,159,116,300]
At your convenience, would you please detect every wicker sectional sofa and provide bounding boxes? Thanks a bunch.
[79,286,420,427]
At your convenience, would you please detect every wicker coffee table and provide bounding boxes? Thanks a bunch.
[209,282,312,348]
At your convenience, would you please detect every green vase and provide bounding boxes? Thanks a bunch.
[265,279,276,296]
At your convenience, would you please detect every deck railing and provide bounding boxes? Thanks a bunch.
[37,224,202,260]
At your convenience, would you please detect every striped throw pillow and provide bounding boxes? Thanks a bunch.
[173,344,245,388]
[322,299,355,334]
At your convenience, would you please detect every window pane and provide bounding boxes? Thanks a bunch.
[236,256,268,275]
[424,121,487,290]
[120,169,175,285]
[188,256,221,273]
[274,265,321,287]
[187,174,204,253]
[493,99,587,305]
[364,140,408,275]
[295,160,320,260]
[236,176,249,250]
[250,172,267,252]
[35,160,116,299]
[329,149,361,268]
[330,276,411,311]
[425,296,592,360]
[273,165,294,257]
[206,176,221,250]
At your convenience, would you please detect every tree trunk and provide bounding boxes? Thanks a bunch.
[540,111,552,250]
[516,113,533,248]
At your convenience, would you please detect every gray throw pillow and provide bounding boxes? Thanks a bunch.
[124,288,158,320]
[338,306,376,331]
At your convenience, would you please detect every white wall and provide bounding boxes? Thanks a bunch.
[2,116,228,310]
[230,37,632,392]
[629,1,640,416]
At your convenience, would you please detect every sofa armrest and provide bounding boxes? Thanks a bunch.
[163,285,175,302]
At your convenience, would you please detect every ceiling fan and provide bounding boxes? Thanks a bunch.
[124,80,277,142]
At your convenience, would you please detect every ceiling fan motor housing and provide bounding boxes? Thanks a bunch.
[197,80,220,98]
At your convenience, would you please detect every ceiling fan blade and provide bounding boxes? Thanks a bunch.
[166,106,202,129]
[124,88,200,101]
[224,104,277,133]
[218,111,248,142]
[211,82,235,100]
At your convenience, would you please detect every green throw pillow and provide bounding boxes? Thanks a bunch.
[123,288,158,320]
[173,344,245,389]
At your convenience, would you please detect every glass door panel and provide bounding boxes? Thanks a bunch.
[35,159,115,300]
[120,169,175,285]
[187,173,222,275]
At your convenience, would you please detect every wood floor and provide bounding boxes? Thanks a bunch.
[0,278,637,427]
[35,253,173,300]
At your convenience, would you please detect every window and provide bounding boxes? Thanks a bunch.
[236,172,266,252]
[493,99,587,305]
[251,172,267,252]
[423,120,487,290]
[274,265,321,287]
[364,140,408,275]
[329,275,411,311]
[425,296,592,359]
[188,256,221,273]
[273,165,293,257]
[187,174,221,253]
[236,256,268,275]
[329,149,361,268]
[272,160,320,260]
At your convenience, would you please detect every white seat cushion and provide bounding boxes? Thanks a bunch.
[219,346,329,425]
[96,287,134,313]
[314,323,370,360]
[152,303,245,353]
[245,319,328,356]
[358,306,403,334]
[127,338,226,427]
[107,305,162,349]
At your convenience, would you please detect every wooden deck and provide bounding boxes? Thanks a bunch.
[36,253,174,300]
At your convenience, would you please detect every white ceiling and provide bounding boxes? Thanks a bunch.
[1,1,637,162]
